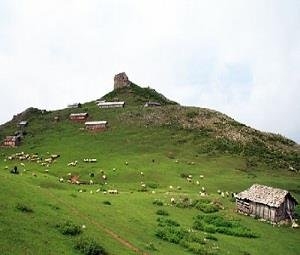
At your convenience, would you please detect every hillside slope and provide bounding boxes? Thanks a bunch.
[0,81,299,255]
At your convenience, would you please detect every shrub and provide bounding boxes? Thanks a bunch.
[74,237,107,255]
[153,199,164,206]
[155,227,187,244]
[102,200,111,205]
[157,217,180,227]
[147,182,159,189]
[156,209,169,216]
[16,203,33,213]
[56,221,82,236]
[193,214,258,238]
[195,203,219,213]
[205,234,218,241]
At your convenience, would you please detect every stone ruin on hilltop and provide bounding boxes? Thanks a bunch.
[114,72,131,90]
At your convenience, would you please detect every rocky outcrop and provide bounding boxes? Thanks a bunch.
[114,72,131,90]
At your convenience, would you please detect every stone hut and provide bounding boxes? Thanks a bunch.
[236,184,298,222]
[114,72,131,90]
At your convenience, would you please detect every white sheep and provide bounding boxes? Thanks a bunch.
[196,181,200,185]
[201,187,205,192]
[96,189,100,193]
[221,192,225,198]
[102,175,107,180]
[140,171,144,176]
[20,163,25,167]
[170,197,175,204]
[59,177,64,182]
[186,177,192,182]
[89,180,94,185]
[199,175,204,179]
[169,185,173,189]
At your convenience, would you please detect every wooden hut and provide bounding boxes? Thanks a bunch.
[69,113,89,122]
[98,101,125,108]
[2,135,21,147]
[85,121,107,131]
[236,184,298,222]
[144,101,161,107]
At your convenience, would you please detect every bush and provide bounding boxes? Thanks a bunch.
[195,202,219,213]
[153,199,164,206]
[157,217,180,227]
[156,209,169,216]
[155,227,187,244]
[74,237,107,255]
[147,182,159,189]
[193,214,258,238]
[56,221,82,236]
[102,200,111,205]
[16,203,33,213]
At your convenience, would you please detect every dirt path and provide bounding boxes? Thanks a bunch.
[46,190,149,255]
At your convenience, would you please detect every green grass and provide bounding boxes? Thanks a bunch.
[0,86,299,255]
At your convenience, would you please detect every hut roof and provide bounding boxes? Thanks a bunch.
[19,121,28,125]
[97,101,124,106]
[69,113,88,117]
[236,184,297,208]
[85,121,107,125]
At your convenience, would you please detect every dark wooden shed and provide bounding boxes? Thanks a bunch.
[236,184,298,222]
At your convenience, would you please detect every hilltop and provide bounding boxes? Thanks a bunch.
[0,74,299,255]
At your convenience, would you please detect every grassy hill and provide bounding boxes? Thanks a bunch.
[0,83,299,255]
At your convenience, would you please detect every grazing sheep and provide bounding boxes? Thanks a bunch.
[169,185,173,189]
[59,177,64,182]
[32,173,37,177]
[188,174,193,179]
[196,181,200,185]
[225,191,229,197]
[4,166,8,169]
[45,158,53,163]
[108,189,118,194]
[199,192,206,196]
[170,197,175,204]
[112,168,116,171]
[201,187,205,192]
[186,177,192,182]
[96,189,100,193]
[175,160,179,163]
[102,175,107,180]
[217,190,221,194]
[199,175,204,179]
[67,161,78,166]
[90,190,93,194]
[125,161,128,165]
[221,192,225,198]
[141,183,146,188]
[82,225,86,229]
[20,163,25,167]
[45,169,49,173]
[151,190,156,194]
[176,186,181,190]
[140,171,144,176]
[89,180,94,185]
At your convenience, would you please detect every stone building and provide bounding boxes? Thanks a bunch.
[114,72,131,89]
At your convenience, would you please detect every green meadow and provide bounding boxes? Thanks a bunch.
[0,87,299,255]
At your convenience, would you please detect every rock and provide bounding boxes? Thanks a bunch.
[114,72,131,89]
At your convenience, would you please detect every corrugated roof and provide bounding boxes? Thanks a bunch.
[236,184,293,208]
[98,101,124,106]
[70,113,88,117]
[85,121,107,125]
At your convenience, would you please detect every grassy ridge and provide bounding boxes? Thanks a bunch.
[0,85,299,254]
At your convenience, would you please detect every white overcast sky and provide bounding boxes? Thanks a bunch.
[0,0,299,143]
